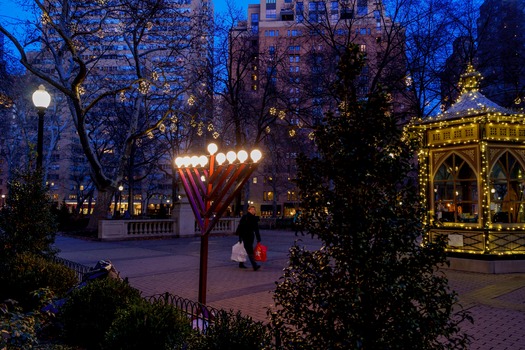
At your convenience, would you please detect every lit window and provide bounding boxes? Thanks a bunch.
[490,152,525,223]
[263,191,274,201]
[433,154,478,224]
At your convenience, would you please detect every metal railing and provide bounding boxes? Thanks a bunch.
[145,292,221,332]
[53,256,219,332]
[52,256,92,282]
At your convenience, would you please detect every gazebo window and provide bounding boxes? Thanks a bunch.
[433,154,478,223]
[489,152,525,223]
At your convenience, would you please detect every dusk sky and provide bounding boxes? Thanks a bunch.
[0,0,251,59]
[0,0,250,25]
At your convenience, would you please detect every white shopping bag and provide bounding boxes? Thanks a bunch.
[231,242,247,262]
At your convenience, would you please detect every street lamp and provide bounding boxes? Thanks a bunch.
[175,143,262,304]
[32,85,51,171]
[118,185,124,215]
[1,194,5,207]
[79,185,84,215]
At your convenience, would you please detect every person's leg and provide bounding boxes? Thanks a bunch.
[243,241,260,271]
[248,254,260,270]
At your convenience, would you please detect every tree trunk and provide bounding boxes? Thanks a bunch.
[86,190,114,231]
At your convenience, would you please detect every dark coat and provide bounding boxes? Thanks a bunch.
[237,212,261,244]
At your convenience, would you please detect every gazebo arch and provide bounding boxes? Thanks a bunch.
[489,150,525,224]
[432,152,478,224]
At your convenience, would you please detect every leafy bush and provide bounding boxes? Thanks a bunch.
[0,170,58,260]
[187,309,272,350]
[0,253,77,311]
[103,299,194,350]
[59,277,142,349]
[0,300,39,349]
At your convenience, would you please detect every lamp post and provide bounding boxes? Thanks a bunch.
[175,143,262,304]
[1,194,5,207]
[32,85,51,171]
[118,185,124,215]
[79,185,84,215]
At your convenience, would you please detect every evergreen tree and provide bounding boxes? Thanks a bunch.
[0,171,58,259]
[268,44,472,349]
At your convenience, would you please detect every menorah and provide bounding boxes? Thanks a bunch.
[175,143,262,304]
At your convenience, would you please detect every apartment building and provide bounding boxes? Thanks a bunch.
[441,0,525,110]
[230,0,407,218]
[476,0,525,109]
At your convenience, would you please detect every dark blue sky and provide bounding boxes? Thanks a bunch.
[0,0,248,24]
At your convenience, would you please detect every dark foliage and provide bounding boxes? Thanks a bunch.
[103,299,193,350]
[187,309,272,350]
[0,170,58,260]
[268,44,472,349]
[59,277,142,349]
[0,253,77,311]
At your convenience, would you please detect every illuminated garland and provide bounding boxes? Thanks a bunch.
[411,65,525,255]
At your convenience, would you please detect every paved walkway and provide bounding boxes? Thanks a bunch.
[54,230,525,350]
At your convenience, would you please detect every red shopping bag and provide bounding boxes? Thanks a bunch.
[254,242,267,262]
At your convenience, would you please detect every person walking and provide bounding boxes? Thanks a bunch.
[237,205,262,271]
[293,209,304,236]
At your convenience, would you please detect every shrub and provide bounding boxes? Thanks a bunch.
[0,170,58,260]
[187,309,272,350]
[0,300,39,349]
[0,253,77,311]
[103,299,194,350]
[59,277,142,349]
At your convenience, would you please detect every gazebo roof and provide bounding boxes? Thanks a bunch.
[438,91,511,119]
[425,64,512,122]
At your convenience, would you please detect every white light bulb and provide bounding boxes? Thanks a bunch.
[32,85,51,108]
[237,150,248,163]
[199,155,208,167]
[250,149,262,162]
[207,143,218,155]
[216,153,226,165]
[191,156,200,167]
[226,151,237,164]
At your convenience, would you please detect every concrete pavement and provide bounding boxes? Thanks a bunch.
[53,229,525,350]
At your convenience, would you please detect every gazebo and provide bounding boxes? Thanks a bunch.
[412,64,525,273]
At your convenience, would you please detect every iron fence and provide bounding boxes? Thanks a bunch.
[53,256,219,331]
[52,255,91,282]
[145,292,221,332]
